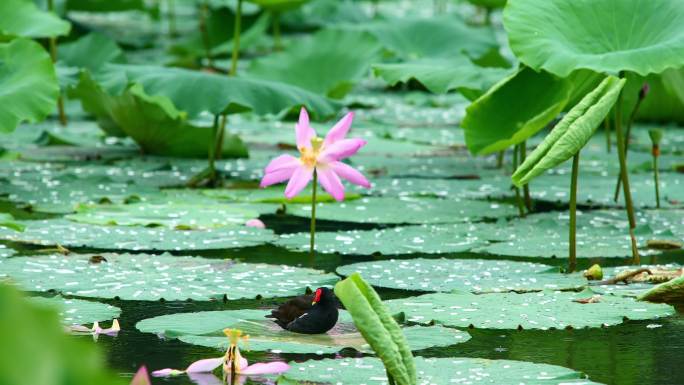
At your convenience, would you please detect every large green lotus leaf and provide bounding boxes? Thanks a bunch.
[0,219,274,251]
[281,356,602,385]
[386,289,675,330]
[30,296,121,326]
[474,210,669,259]
[335,273,416,385]
[0,39,60,133]
[0,0,71,38]
[58,33,126,72]
[0,173,158,214]
[249,29,381,98]
[337,258,586,293]
[0,213,24,233]
[137,309,469,354]
[95,64,339,119]
[355,16,499,61]
[504,0,684,77]
[353,176,510,200]
[201,185,360,204]
[372,57,511,99]
[513,76,625,186]
[287,197,517,224]
[351,156,503,180]
[65,201,267,229]
[275,224,486,255]
[70,74,250,158]
[2,253,338,301]
[467,0,506,8]
[462,66,571,155]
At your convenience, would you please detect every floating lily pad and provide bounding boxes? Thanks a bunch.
[136,309,468,354]
[0,219,274,251]
[352,176,510,200]
[275,224,486,255]
[66,202,267,229]
[1,253,338,301]
[288,197,517,225]
[475,211,670,259]
[30,296,121,326]
[337,258,586,293]
[385,289,675,330]
[281,356,603,385]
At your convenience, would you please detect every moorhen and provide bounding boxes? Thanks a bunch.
[266,287,338,334]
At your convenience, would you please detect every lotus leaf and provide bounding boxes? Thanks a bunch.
[249,29,381,98]
[247,0,309,12]
[372,57,511,99]
[0,0,70,38]
[504,0,684,76]
[0,219,274,251]
[288,196,517,225]
[462,66,571,155]
[1,253,338,301]
[385,289,674,330]
[337,258,586,293]
[638,275,684,304]
[275,224,485,255]
[58,33,126,72]
[30,296,121,326]
[0,39,60,132]
[136,309,469,354]
[513,76,626,186]
[280,356,602,385]
[65,0,145,12]
[66,201,267,229]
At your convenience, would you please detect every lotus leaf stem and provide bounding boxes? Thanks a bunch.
[199,1,213,68]
[604,116,610,152]
[513,144,525,217]
[272,11,282,50]
[613,79,640,264]
[207,114,220,183]
[568,151,580,273]
[650,129,662,208]
[47,0,66,126]
[519,141,532,212]
[614,84,648,201]
[496,150,504,168]
[168,0,177,37]
[230,0,242,76]
[310,170,318,260]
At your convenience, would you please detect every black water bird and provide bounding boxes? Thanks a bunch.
[266,287,339,334]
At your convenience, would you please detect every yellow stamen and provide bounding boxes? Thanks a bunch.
[299,137,324,168]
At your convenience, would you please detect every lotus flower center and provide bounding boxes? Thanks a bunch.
[299,137,324,168]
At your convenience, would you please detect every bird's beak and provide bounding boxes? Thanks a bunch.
[311,300,317,306]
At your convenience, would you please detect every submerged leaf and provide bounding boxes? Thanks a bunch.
[512,76,626,186]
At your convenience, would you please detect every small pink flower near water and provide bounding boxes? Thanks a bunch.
[260,107,371,201]
[245,218,266,228]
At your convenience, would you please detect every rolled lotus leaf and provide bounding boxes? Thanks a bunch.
[638,275,684,304]
[512,76,625,186]
[334,273,416,385]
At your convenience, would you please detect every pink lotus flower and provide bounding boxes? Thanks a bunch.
[260,108,371,201]
[130,366,151,385]
[152,329,289,382]
[245,218,266,229]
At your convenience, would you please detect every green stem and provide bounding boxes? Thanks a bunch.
[47,0,66,126]
[208,114,219,182]
[520,141,532,212]
[613,94,644,201]
[229,0,242,76]
[199,1,213,68]
[484,7,492,25]
[604,116,610,153]
[496,150,504,169]
[568,151,580,274]
[215,115,226,161]
[168,0,177,37]
[653,148,660,209]
[310,170,318,259]
[272,11,282,50]
[613,79,640,264]
[513,144,525,217]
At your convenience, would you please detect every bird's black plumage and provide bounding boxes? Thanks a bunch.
[266,287,338,334]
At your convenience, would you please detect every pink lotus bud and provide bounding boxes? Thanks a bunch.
[639,83,650,100]
[245,219,265,229]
